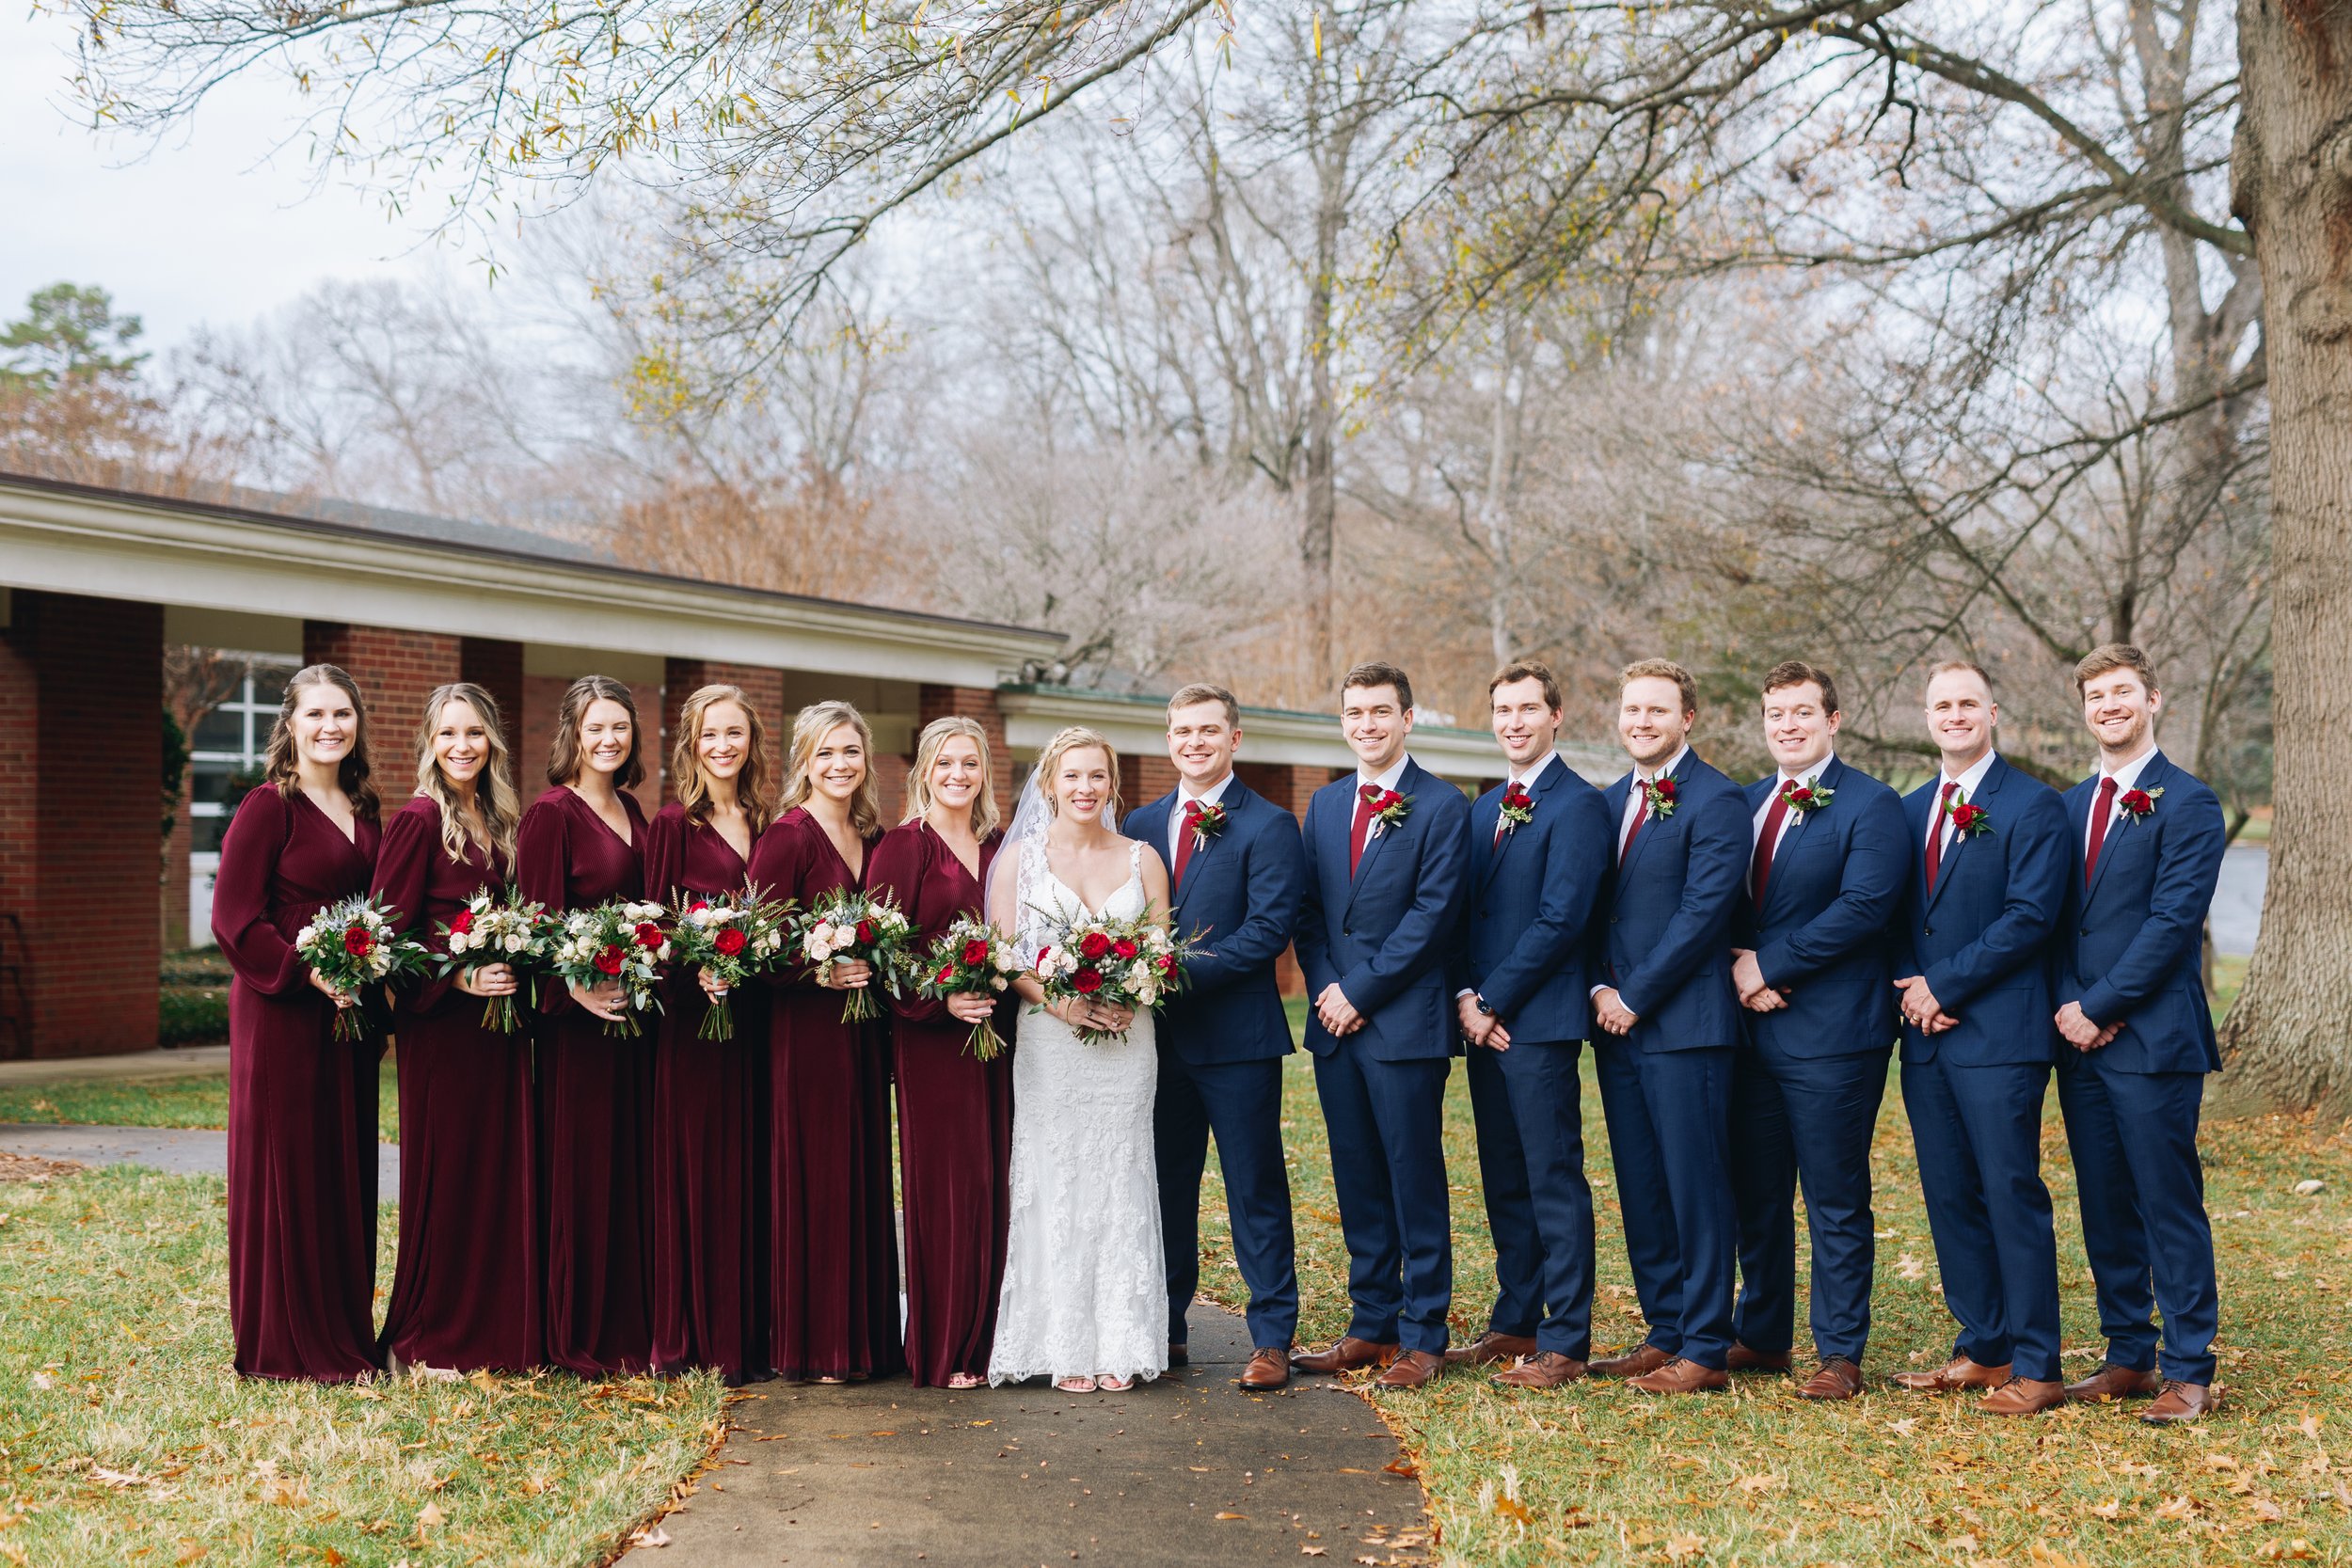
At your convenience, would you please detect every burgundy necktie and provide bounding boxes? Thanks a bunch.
[1175,800,1202,888]
[1925,780,1958,891]
[2085,775,2119,882]
[1620,784,1646,865]
[1751,788,1790,907]
[1349,784,1380,876]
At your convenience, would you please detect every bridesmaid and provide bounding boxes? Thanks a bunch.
[748,701,903,1383]
[212,663,382,1381]
[867,717,1016,1389]
[371,682,541,1376]
[517,674,656,1378]
[646,684,774,1385]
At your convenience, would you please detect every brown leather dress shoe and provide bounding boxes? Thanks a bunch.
[1628,1357,1731,1394]
[2140,1381,2218,1424]
[2064,1362,2163,1402]
[1445,1331,1539,1367]
[1236,1347,1291,1390]
[1493,1351,1587,1388]
[1589,1343,1674,1378]
[1893,1354,2011,1392]
[1725,1343,1793,1373]
[1795,1357,1864,1401]
[1372,1349,1445,1389]
[1168,1341,1188,1368]
[1979,1375,2065,1415]
[1290,1337,1399,1374]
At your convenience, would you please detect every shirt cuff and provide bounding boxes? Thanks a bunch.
[1589,984,1609,999]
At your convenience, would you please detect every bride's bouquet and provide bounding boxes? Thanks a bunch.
[915,916,1018,1061]
[294,892,432,1042]
[548,898,670,1037]
[789,892,915,1023]
[1030,911,1192,1046]
[668,887,796,1040]
[435,884,556,1035]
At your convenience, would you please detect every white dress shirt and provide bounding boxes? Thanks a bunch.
[1168,771,1236,867]
[1752,751,1834,890]
[1596,743,1691,1001]
[1928,749,2000,860]
[1355,754,1413,806]
[2085,745,2159,855]
[1457,752,1563,1001]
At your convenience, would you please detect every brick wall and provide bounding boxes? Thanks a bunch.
[460,637,526,756]
[660,659,788,808]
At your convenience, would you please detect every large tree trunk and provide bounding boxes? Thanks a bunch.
[2214,0,2352,1116]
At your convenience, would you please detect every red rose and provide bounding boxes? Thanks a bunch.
[714,927,748,957]
[594,944,625,975]
[1503,785,1531,808]
[690,898,709,912]
[1380,790,1405,810]
[1951,803,1986,830]
[342,926,374,958]
[1789,787,1813,805]
[2121,789,2154,814]
[938,963,957,983]
[854,918,877,946]
[1655,779,1677,800]
[449,909,474,935]
[635,921,664,949]
[1157,954,1178,974]
[1113,938,1139,960]
[961,938,992,967]
[1080,930,1113,960]
[1073,967,1104,994]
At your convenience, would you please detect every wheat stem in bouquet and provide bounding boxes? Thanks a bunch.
[549,898,670,1038]
[1029,909,1194,1046]
[669,886,796,1040]
[789,892,916,1023]
[294,892,432,1043]
[436,884,556,1035]
[915,917,1017,1060]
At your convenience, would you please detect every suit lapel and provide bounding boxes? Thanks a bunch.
[1924,757,1993,916]
[1171,786,1233,918]
[2086,752,2165,907]
[1620,755,1684,882]
[1344,761,1412,913]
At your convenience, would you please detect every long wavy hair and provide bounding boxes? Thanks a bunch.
[545,674,645,790]
[901,714,1002,837]
[1034,725,1121,824]
[775,700,882,837]
[262,662,379,821]
[413,682,521,865]
[669,684,775,829]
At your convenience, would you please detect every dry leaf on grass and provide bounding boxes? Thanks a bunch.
[1664,1531,1706,1560]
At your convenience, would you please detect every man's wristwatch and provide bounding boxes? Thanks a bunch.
[1474,995,1496,1017]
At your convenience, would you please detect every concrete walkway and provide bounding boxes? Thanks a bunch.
[0,1045,230,1087]
[0,1122,401,1190]
[627,1302,1431,1566]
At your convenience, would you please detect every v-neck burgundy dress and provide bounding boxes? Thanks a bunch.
[748,807,903,1381]
[518,784,656,1377]
[867,822,1015,1386]
[371,794,543,1372]
[644,802,769,1384]
[212,785,383,1382]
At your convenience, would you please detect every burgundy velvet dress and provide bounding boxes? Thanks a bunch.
[517,784,656,1377]
[748,807,903,1382]
[644,802,768,1383]
[867,823,1015,1386]
[212,785,383,1382]
[371,794,542,1372]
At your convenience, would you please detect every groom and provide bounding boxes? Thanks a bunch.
[1125,683,1308,1392]
[1292,661,1470,1389]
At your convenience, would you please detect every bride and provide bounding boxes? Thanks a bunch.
[986,725,1172,1393]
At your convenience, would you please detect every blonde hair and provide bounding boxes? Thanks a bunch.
[263,662,379,821]
[413,682,521,865]
[903,715,1002,837]
[546,674,645,790]
[777,701,882,837]
[669,684,775,829]
[1034,725,1122,823]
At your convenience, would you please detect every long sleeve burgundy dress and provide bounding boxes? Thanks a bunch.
[644,802,768,1383]
[212,784,383,1382]
[747,806,903,1381]
[517,784,656,1377]
[866,822,1014,1386]
[370,794,542,1372]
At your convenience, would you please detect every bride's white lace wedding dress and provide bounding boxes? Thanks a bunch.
[987,836,1168,1386]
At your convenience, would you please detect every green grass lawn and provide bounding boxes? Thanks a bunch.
[0,1054,402,1142]
[1199,1000,2352,1564]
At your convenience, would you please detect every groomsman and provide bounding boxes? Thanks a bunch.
[1126,684,1309,1392]
[1894,659,2070,1415]
[1587,659,1751,1394]
[1292,661,1470,1389]
[1724,660,1907,1400]
[1448,660,1613,1388]
[2051,644,2227,1423]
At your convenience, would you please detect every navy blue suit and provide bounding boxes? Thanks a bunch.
[2053,751,2226,1384]
[1898,753,2068,1381]
[1590,750,1748,1370]
[1727,756,1906,1365]
[1124,778,1308,1352]
[1296,757,1470,1354]
[1449,756,1613,1358]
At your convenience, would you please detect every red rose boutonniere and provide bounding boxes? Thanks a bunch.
[1498,783,1535,832]
[1366,788,1413,838]
[2118,785,2164,822]
[1187,800,1230,849]
[1947,799,1994,838]
[1779,777,1834,816]
[1640,776,1678,820]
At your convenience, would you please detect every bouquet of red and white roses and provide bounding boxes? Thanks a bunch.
[294,892,432,1042]
[914,916,1018,1060]
[549,898,670,1037]
[669,887,796,1040]
[1030,911,1192,1046]
[790,892,916,1023]
[435,884,556,1035]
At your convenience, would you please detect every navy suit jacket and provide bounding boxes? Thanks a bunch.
[1448,757,1613,1044]
[1296,757,1470,1062]
[1738,756,1907,1057]
[1123,778,1307,1065]
[1899,753,2067,1066]
[1592,751,1748,1052]
[2058,751,2226,1075]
